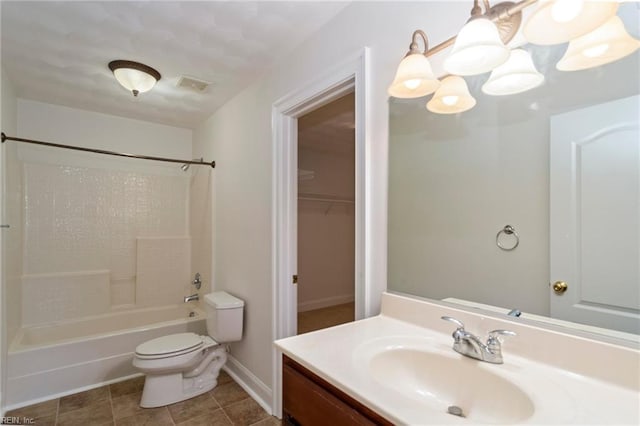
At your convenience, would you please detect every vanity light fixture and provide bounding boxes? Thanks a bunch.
[556,15,640,71]
[389,0,639,115]
[427,76,477,114]
[108,60,161,97]
[482,48,544,95]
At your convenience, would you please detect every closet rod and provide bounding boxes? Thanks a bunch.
[1,132,216,168]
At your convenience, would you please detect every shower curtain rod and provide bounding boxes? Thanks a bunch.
[1,132,216,168]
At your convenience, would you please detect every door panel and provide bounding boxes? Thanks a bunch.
[550,95,639,334]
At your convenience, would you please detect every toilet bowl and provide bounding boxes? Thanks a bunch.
[133,291,244,407]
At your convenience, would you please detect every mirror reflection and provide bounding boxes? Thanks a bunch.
[387,8,639,339]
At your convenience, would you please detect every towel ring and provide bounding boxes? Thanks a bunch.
[496,225,519,251]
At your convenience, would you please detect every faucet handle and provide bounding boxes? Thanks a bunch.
[193,272,202,290]
[441,316,465,330]
[487,329,516,351]
[488,329,516,338]
[442,316,467,343]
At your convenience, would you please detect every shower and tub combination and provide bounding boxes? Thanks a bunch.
[1,133,217,409]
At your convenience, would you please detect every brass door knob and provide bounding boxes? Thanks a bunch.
[552,281,568,294]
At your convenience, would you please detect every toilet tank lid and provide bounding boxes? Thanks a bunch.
[205,291,244,309]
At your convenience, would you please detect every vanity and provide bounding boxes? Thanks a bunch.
[275,292,640,425]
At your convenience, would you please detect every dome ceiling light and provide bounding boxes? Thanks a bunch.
[108,60,161,97]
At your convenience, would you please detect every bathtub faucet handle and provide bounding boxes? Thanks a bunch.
[193,273,202,290]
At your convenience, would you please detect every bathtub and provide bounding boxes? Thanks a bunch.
[6,304,207,409]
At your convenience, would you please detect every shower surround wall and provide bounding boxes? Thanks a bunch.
[15,99,193,325]
[22,163,190,321]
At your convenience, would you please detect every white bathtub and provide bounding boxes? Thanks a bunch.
[6,304,207,409]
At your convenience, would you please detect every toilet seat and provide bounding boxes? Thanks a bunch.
[135,333,204,360]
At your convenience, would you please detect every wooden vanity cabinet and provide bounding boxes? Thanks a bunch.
[282,355,393,426]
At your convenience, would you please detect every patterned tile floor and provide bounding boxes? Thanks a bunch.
[5,371,280,426]
[297,302,354,335]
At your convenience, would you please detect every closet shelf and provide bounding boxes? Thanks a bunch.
[298,192,354,204]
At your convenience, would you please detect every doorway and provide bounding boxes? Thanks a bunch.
[271,48,369,417]
[297,92,355,334]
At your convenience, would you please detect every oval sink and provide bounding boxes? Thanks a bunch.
[369,348,535,424]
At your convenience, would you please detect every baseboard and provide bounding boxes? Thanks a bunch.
[297,294,354,313]
[223,354,273,415]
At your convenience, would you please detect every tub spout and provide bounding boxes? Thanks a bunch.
[184,293,199,303]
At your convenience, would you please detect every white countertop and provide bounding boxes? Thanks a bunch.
[275,292,640,425]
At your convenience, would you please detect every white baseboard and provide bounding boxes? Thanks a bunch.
[223,354,273,415]
[297,294,354,312]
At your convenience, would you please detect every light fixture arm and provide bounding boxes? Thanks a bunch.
[471,0,493,18]
[407,30,430,56]
[470,0,483,17]
[489,0,537,21]
[425,0,538,57]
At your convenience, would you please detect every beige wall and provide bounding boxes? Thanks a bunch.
[1,66,19,414]
[298,143,355,311]
[192,1,472,400]
[297,94,356,310]
[388,111,550,315]
[189,166,214,297]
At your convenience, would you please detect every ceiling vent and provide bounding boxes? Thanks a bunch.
[176,76,211,93]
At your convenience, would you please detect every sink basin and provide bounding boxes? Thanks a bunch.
[360,339,535,424]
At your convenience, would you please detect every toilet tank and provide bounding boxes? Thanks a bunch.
[204,291,244,343]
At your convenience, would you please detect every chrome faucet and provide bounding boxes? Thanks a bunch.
[441,316,516,364]
[184,293,199,302]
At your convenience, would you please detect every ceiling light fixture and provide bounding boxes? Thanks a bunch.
[108,60,161,97]
[389,0,639,115]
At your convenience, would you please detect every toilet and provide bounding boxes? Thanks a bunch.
[133,291,244,408]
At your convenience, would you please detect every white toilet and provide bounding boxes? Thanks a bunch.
[133,291,244,408]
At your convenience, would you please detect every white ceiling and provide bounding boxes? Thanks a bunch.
[0,1,349,129]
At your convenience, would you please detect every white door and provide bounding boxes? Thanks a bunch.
[550,95,640,334]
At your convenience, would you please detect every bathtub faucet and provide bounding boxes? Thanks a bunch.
[184,293,199,303]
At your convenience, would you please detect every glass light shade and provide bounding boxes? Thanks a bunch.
[388,53,440,98]
[443,19,510,76]
[109,60,161,96]
[523,0,618,45]
[482,49,545,96]
[557,15,640,71]
[113,68,158,94]
[427,76,476,114]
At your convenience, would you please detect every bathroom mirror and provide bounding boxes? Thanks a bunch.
[387,8,640,340]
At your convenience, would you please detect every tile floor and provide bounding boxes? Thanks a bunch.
[5,371,280,426]
[297,302,354,334]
